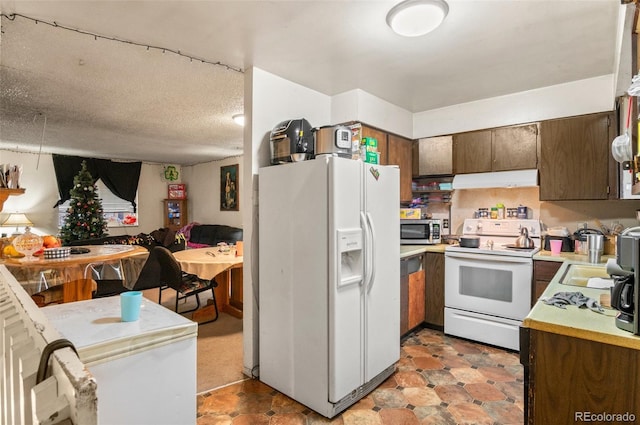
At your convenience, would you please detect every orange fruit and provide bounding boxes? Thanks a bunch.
[42,235,61,248]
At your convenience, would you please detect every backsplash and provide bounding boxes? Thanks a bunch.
[449,187,640,235]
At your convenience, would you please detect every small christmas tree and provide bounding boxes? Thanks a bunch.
[59,161,108,244]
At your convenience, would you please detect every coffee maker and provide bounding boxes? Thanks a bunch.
[611,232,640,334]
[269,119,314,164]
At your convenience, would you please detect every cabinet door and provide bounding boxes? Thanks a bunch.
[532,260,562,306]
[387,134,413,202]
[539,112,614,200]
[400,259,409,336]
[424,252,445,327]
[408,269,426,330]
[453,130,492,174]
[492,123,538,171]
[413,136,453,176]
[361,125,388,165]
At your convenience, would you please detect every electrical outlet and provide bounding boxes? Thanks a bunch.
[443,219,449,229]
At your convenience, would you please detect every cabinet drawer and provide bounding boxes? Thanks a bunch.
[534,260,562,281]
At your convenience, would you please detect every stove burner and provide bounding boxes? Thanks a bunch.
[503,244,535,251]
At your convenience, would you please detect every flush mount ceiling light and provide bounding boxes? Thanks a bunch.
[232,114,245,126]
[386,0,449,37]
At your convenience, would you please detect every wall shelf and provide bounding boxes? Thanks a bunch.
[0,188,25,212]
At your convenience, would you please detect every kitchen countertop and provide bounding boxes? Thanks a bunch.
[523,259,640,350]
[533,249,615,264]
[400,244,447,258]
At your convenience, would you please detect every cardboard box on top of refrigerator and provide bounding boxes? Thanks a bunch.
[364,151,379,164]
[362,137,378,152]
[400,208,421,219]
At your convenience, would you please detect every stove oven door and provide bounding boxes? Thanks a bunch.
[444,251,532,320]
[444,251,532,350]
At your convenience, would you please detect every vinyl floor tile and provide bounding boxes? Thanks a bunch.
[197,327,524,425]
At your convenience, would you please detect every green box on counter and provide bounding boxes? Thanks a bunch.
[362,137,378,151]
[364,151,379,164]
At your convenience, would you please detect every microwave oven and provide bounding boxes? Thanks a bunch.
[400,219,442,245]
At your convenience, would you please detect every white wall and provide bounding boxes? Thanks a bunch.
[182,157,243,228]
[332,89,413,138]
[0,151,60,235]
[0,150,166,236]
[413,75,616,138]
[136,163,177,233]
[243,67,332,376]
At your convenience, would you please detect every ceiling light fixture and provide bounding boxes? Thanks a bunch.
[232,114,245,126]
[386,0,449,37]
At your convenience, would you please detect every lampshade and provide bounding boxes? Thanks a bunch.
[2,213,34,236]
[2,213,33,228]
[386,0,449,37]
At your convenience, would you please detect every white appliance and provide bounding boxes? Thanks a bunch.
[259,156,400,418]
[42,296,197,425]
[444,218,541,351]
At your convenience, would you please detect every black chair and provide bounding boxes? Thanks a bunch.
[91,248,171,299]
[154,246,219,323]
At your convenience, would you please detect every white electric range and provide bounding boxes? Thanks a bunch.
[444,219,542,351]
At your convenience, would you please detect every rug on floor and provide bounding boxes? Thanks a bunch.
[142,288,245,393]
[196,311,244,393]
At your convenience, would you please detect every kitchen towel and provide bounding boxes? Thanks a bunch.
[541,291,605,313]
[586,277,614,289]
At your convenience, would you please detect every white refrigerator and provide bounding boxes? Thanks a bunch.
[259,156,400,418]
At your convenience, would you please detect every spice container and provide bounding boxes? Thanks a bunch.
[490,207,498,219]
[517,205,528,219]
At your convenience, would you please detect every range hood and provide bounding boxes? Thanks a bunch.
[452,169,538,190]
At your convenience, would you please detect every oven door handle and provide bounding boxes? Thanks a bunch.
[445,251,533,264]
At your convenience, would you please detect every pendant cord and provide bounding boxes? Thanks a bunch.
[36,114,47,170]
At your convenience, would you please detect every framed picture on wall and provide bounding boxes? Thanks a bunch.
[221,164,239,211]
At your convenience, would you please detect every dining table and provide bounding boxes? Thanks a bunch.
[173,247,244,319]
[3,244,148,298]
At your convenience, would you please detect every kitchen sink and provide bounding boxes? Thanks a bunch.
[559,264,613,289]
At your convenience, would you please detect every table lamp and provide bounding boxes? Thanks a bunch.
[2,213,34,236]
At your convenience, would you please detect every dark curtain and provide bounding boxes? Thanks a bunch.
[52,154,142,212]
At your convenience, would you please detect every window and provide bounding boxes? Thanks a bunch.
[58,179,139,228]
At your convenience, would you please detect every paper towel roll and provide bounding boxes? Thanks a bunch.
[605,258,633,276]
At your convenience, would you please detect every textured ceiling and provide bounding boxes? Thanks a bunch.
[0,0,622,165]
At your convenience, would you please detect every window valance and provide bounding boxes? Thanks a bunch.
[52,155,142,212]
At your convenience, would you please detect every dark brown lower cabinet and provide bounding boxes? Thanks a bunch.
[532,260,562,307]
[424,252,444,328]
[520,327,640,424]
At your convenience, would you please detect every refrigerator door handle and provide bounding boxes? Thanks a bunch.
[365,212,376,293]
[360,212,371,288]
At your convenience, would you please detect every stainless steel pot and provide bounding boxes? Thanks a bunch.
[459,236,480,248]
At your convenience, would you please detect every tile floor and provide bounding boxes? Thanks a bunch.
[197,327,524,425]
